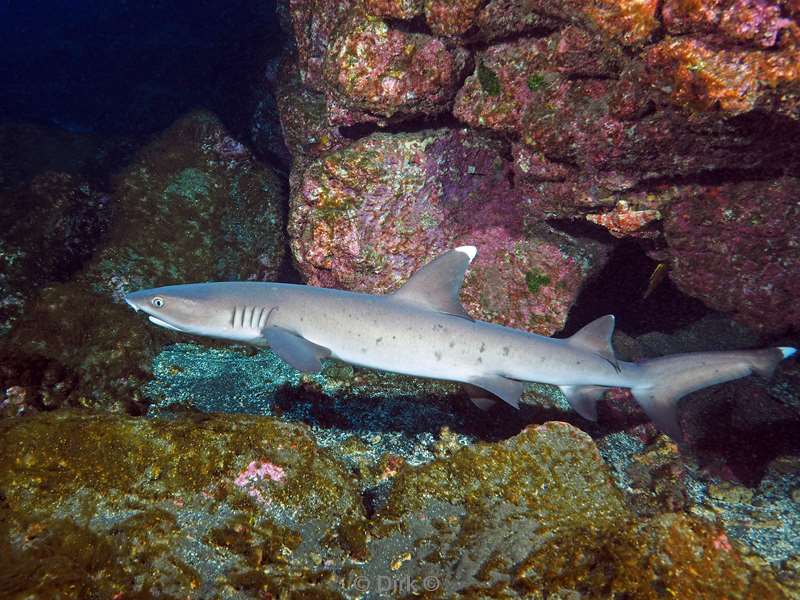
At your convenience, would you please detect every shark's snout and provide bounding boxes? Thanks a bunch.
[125,296,140,312]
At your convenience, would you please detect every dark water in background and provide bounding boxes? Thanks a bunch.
[0,0,281,136]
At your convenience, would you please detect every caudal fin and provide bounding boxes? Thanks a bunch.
[631,347,796,442]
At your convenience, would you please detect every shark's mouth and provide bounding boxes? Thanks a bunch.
[148,316,184,332]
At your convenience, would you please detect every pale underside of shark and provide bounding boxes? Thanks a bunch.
[125,246,796,442]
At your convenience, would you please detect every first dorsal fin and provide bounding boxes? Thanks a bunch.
[391,246,476,320]
[568,315,619,371]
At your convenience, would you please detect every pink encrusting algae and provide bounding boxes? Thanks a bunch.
[234,460,287,487]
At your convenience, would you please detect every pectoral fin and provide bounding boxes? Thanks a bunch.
[468,376,525,409]
[264,327,331,373]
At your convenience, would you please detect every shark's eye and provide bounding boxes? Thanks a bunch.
[152,297,165,308]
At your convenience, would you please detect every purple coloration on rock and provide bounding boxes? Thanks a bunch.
[289,129,610,334]
[288,0,355,91]
[662,178,800,334]
[476,0,563,41]
[454,29,621,133]
[275,58,348,171]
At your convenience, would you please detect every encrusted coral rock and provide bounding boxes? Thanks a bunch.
[364,0,423,20]
[662,178,800,334]
[475,0,562,41]
[288,0,356,91]
[454,29,620,133]
[663,0,794,47]
[96,110,287,291]
[643,35,800,118]
[584,0,660,46]
[424,0,484,36]
[289,129,609,334]
[662,0,724,33]
[323,16,470,123]
[275,58,348,171]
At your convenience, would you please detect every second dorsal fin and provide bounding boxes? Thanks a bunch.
[568,314,619,371]
[391,246,476,320]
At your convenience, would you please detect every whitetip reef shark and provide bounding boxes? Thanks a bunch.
[125,246,796,442]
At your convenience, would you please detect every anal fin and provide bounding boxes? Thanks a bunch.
[264,327,331,373]
[559,385,608,421]
[468,376,525,409]
[631,387,683,442]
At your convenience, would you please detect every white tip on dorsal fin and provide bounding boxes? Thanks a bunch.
[455,246,477,261]
[391,247,476,320]
[568,314,619,371]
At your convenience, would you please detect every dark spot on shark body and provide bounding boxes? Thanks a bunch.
[434,351,442,361]
[502,346,510,356]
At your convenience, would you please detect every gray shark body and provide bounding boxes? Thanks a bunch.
[126,247,796,442]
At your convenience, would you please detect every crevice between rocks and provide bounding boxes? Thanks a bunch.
[559,237,710,338]
[338,112,468,140]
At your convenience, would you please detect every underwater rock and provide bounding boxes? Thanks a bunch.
[454,29,621,133]
[0,172,111,337]
[364,0,424,20]
[424,0,484,37]
[643,35,800,119]
[470,0,659,46]
[322,15,470,124]
[3,111,287,412]
[287,0,357,92]
[250,56,293,173]
[0,410,363,598]
[373,421,786,597]
[276,57,348,173]
[661,178,800,334]
[475,0,563,41]
[289,128,610,334]
[2,413,786,597]
[0,122,133,190]
[96,110,287,289]
[663,0,794,48]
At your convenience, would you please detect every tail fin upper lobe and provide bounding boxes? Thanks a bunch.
[631,347,795,442]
